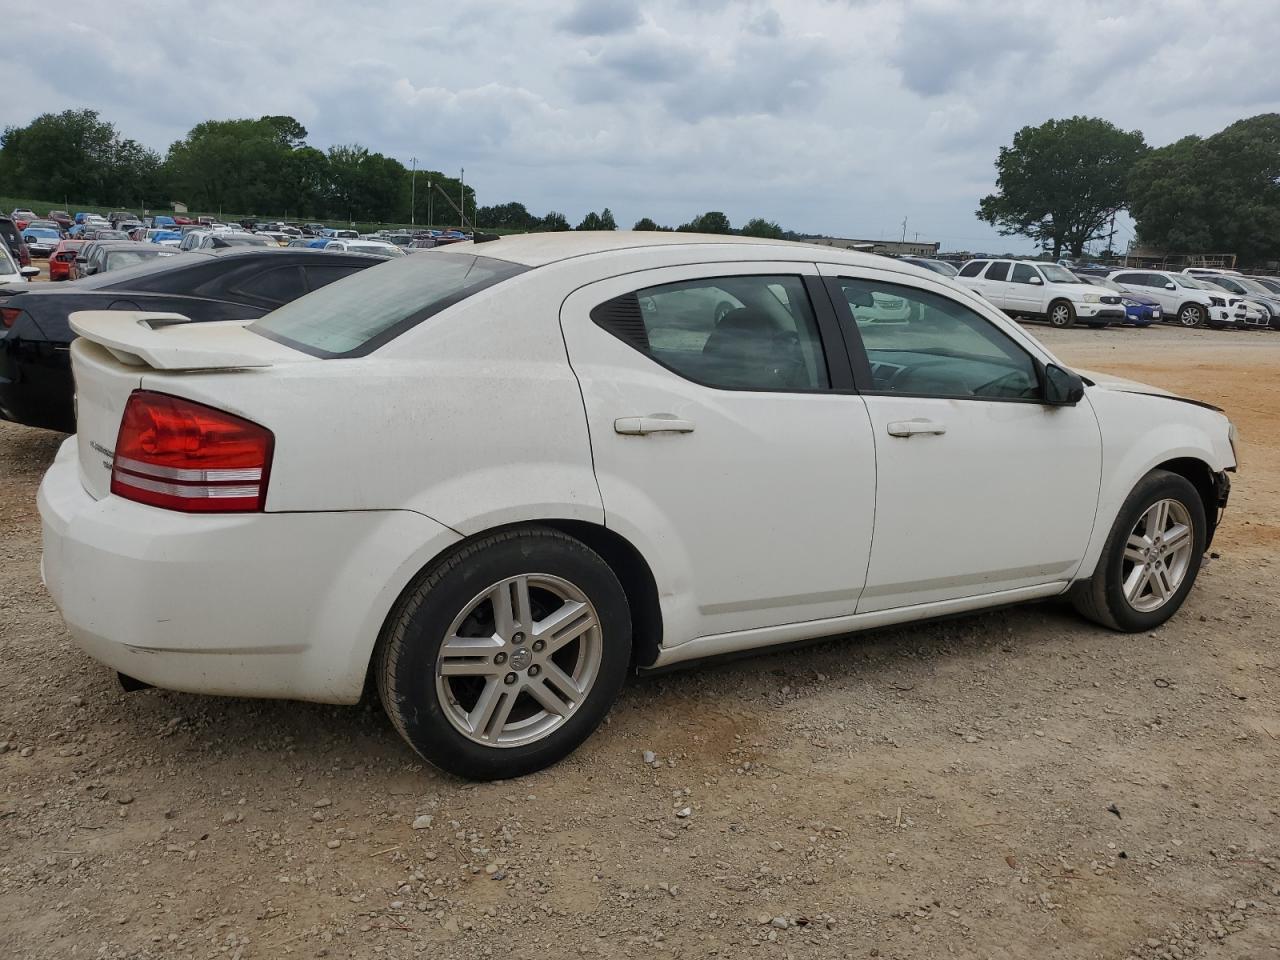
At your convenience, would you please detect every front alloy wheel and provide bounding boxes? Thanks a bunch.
[1178,304,1206,327]
[1048,301,1075,328]
[1120,499,1195,613]
[1071,469,1206,631]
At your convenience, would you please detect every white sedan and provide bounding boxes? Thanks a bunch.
[39,233,1236,779]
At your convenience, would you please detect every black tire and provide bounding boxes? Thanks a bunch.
[1070,469,1206,632]
[1047,300,1076,328]
[1177,303,1206,328]
[376,527,632,780]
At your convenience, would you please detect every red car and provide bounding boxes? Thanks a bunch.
[48,239,86,281]
[10,210,36,230]
[172,216,194,226]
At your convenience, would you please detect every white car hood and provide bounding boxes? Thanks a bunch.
[1077,368,1224,412]
[1077,368,1178,398]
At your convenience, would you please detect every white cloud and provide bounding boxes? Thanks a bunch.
[2,0,1276,251]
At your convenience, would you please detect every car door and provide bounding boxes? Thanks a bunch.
[980,260,1014,309]
[1005,262,1050,316]
[818,263,1102,613]
[559,262,877,642]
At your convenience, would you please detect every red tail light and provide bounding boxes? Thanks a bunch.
[1,307,22,328]
[111,391,274,512]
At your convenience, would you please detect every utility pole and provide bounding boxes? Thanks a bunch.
[1106,210,1117,258]
[410,157,417,227]
[459,168,466,230]
[900,217,908,244]
[427,180,433,230]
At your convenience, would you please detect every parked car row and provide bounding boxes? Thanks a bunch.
[953,257,1280,330]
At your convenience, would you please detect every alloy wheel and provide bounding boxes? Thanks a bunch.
[1179,305,1204,327]
[1121,499,1194,613]
[434,574,603,748]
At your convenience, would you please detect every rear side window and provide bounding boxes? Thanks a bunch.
[303,263,369,291]
[958,261,986,278]
[251,252,526,357]
[591,275,829,391]
[984,261,1011,282]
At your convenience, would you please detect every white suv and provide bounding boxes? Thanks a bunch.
[1107,270,1245,328]
[956,259,1126,328]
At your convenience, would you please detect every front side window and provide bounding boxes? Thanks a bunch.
[835,278,1039,401]
[984,261,1011,282]
[1010,263,1039,284]
[957,261,987,278]
[592,275,829,391]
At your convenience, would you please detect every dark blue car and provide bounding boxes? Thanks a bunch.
[1077,274,1159,326]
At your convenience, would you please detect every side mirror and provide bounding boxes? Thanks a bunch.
[1040,361,1085,406]
[20,266,40,278]
[1165,282,1176,290]
[1029,275,1043,285]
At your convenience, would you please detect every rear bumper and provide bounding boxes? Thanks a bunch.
[38,438,461,703]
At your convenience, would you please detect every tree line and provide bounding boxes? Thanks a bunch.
[978,113,1280,264]
[0,109,798,238]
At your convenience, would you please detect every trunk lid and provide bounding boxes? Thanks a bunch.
[69,311,311,499]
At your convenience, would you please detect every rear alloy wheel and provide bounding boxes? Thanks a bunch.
[376,528,631,780]
[1048,300,1076,328]
[1178,303,1206,328]
[1071,469,1205,632]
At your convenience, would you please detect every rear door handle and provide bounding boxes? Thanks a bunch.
[886,418,947,438]
[614,415,696,435]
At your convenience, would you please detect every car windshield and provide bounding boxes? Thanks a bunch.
[1037,264,1079,284]
[1251,277,1280,293]
[251,252,527,358]
[104,248,175,270]
[26,228,59,239]
[1235,278,1275,296]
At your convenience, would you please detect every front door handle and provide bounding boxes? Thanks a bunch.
[614,415,696,436]
[886,418,947,438]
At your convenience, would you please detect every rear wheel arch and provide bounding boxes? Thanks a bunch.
[370,519,663,680]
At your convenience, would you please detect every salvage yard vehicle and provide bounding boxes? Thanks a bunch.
[1107,269,1245,328]
[48,239,85,281]
[36,233,1237,780]
[955,258,1125,328]
[1,248,389,431]
[1074,274,1160,326]
[1195,275,1280,329]
[0,240,40,285]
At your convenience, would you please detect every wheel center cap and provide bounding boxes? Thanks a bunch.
[510,647,531,671]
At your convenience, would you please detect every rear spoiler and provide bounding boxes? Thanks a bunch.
[69,311,304,370]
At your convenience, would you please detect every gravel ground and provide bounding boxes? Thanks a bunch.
[1,324,1277,960]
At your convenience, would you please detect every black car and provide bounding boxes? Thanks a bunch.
[0,248,389,432]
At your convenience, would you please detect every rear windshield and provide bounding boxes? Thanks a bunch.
[250,251,526,357]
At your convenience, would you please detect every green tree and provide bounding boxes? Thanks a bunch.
[540,211,571,231]
[576,210,606,230]
[1129,114,1280,264]
[739,217,784,239]
[977,116,1147,259]
[599,207,617,230]
[633,217,660,230]
[476,201,539,230]
[678,211,732,234]
[0,109,118,203]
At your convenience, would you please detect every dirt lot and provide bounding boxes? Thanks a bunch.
[1,325,1277,960]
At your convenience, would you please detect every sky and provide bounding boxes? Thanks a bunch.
[3,0,1279,252]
